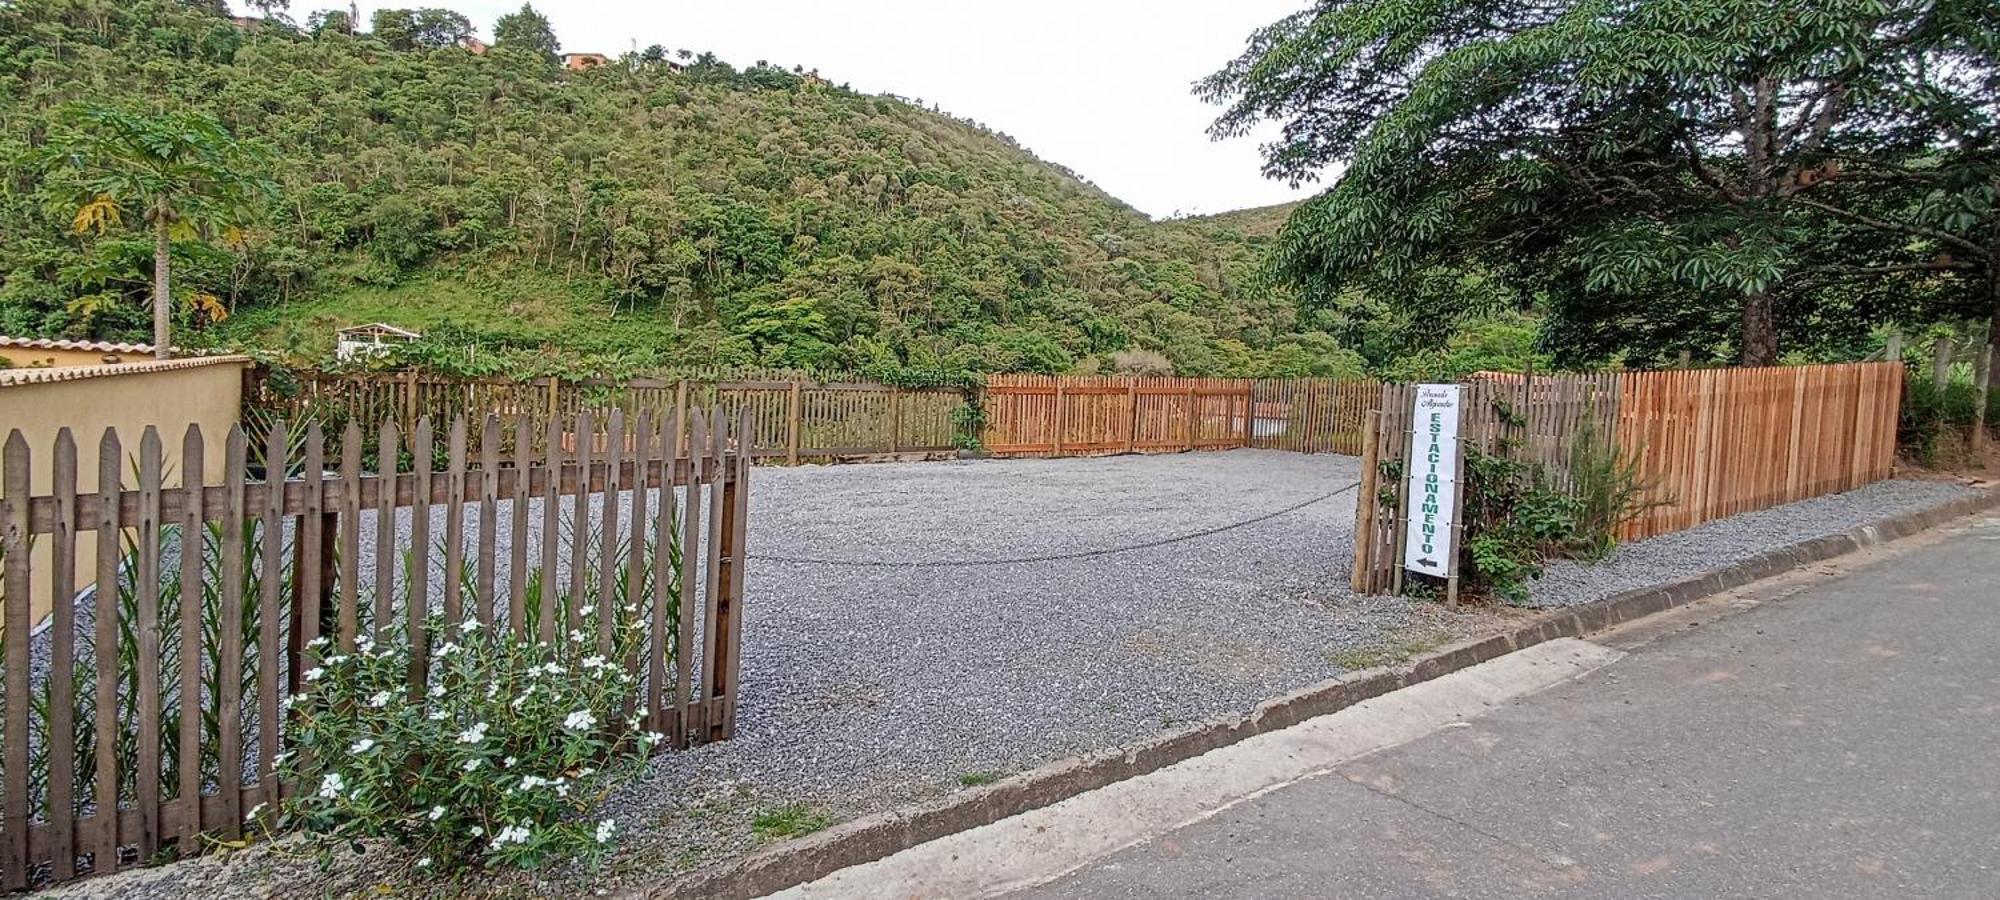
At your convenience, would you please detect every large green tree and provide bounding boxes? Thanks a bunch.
[492,4,559,64]
[1203,0,2000,367]
[37,106,272,357]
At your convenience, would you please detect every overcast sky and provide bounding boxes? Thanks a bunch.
[261,1,1322,218]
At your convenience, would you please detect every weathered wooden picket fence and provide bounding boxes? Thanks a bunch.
[249,371,964,464]
[0,408,749,890]
[981,375,1255,455]
[1350,363,1903,592]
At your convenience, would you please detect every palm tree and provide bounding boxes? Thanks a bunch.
[41,106,273,358]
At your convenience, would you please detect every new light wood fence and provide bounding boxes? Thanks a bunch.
[1351,363,1903,592]
[1616,363,1902,540]
[0,409,749,890]
[250,372,964,465]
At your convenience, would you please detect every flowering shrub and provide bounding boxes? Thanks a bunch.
[280,616,664,871]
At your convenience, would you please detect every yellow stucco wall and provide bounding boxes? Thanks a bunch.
[0,346,152,368]
[1,358,250,623]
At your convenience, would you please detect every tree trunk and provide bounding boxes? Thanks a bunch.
[152,200,172,360]
[1976,262,1999,451]
[1739,290,1778,367]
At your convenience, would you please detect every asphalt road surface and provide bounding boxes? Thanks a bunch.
[1020,512,2000,899]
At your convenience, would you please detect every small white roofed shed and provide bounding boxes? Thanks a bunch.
[335,322,422,361]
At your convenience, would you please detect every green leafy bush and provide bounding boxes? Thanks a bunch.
[1899,370,1997,466]
[1459,447,1579,604]
[280,616,662,872]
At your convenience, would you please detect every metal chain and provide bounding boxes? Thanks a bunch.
[749,481,1361,569]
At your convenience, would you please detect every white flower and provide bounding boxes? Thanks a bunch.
[316,773,345,800]
[325,655,349,665]
[462,758,482,772]
[640,731,666,746]
[427,708,447,721]
[470,826,484,837]
[457,722,489,744]
[428,805,446,821]
[582,655,608,670]
[356,636,374,653]
[303,667,325,682]
[458,618,481,634]
[504,756,518,767]
[518,775,546,791]
[568,629,586,642]
[308,636,331,649]
[428,684,445,698]
[562,710,597,732]
[349,738,376,754]
[416,857,432,869]
[436,642,459,658]
[367,691,392,708]
[247,802,267,820]
[594,819,616,844]
[492,824,532,846]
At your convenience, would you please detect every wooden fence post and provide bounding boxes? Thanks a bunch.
[1184,385,1197,451]
[1127,380,1140,454]
[1051,382,1064,456]
[889,386,903,455]
[787,378,803,465]
[1351,410,1382,593]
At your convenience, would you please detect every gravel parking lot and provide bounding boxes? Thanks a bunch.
[39,451,1983,897]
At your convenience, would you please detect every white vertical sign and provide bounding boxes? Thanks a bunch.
[1403,384,1462,578]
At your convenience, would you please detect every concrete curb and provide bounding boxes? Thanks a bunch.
[639,486,2000,899]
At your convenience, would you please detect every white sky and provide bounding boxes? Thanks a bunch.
[259,1,1321,218]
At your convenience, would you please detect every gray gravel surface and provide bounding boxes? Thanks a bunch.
[1530,477,1979,607]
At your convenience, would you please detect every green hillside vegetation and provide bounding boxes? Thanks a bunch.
[0,1,1371,380]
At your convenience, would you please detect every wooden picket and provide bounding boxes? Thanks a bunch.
[982,375,1258,456]
[251,372,963,463]
[1248,378,1384,455]
[1616,362,1902,540]
[0,410,748,889]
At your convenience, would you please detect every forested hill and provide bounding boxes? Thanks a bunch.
[0,1,1355,379]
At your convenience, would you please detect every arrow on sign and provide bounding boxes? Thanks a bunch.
[1416,557,1439,568]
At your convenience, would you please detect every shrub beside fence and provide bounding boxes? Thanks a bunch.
[0,408,749,890]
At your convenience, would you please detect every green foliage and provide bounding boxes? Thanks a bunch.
[1453,409,1657,602]
[1460,446,1579,605]
[32,102,276,347]
[1899,366,2000,465]
[1203,0,2000,368]
[1565,417,1662,561]
[281,619,658,872]
[750,803,833,842]
[0,3,1359,378]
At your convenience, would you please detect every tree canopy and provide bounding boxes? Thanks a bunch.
[1202,0,2000,368]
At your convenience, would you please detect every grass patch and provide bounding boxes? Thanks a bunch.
[1326,632,1445,671]
[751,803,834,843]
[957,771,1000,787]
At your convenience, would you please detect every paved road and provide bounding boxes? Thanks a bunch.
[1021,513,2000,899]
